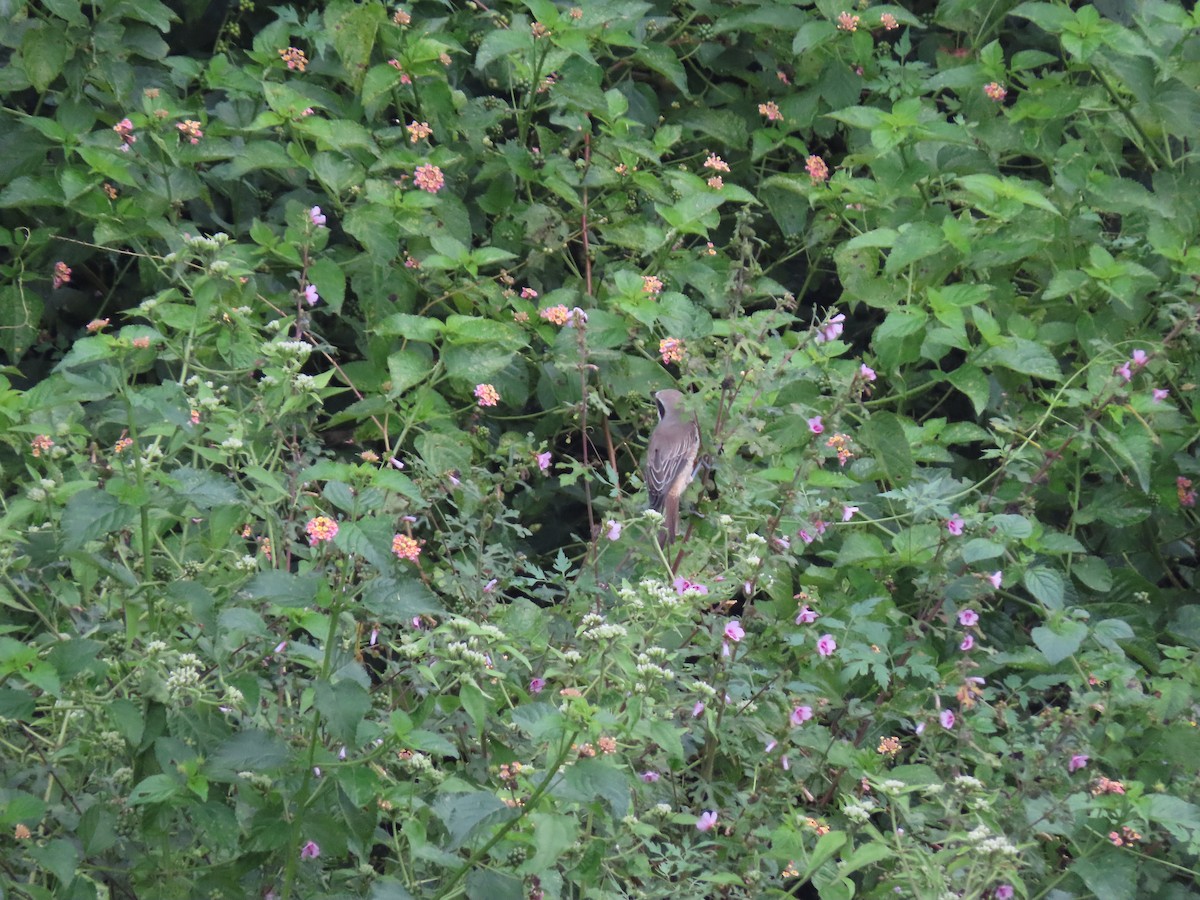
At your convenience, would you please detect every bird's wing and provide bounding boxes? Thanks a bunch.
[645,426,698,510]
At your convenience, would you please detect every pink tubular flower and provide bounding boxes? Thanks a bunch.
[696,810,718,832]
[309,206,326,226]
[1152,388,1169,402]
[305,516,338,545]
[605,520,622,541]
[392,533,421,562]
[536,451,551,472]
[1068,753,1089,773]
[413,164,445,193]
[1130,349,1148,368]
[520,286,538,299]
[986,570,1002,589]
[643,275,664,295]
[790,705,813,726]
[984,81,1007,101]
[406,120,432,143]
[957,609,979,627]
[816,634,837,657]
[529,677,546,694]
[795,604,818,625]
[1178,476,1197,507]
[692,701,705,717]
[807,416,824,434]
[113,117,136,150]
[52,261,72,289]
[724,620,745,642]
[639,771,660,783]
[859,363,877,381]
[1115,361,1132,383]
[805,155,829,183]
[300,840,320,860]
[994,886,1014,900]
[758,101,783,122]
[474,383,499,407]
[673,577,709,596]
[842,505,859,522]
[303,283,319,306]
[959,634,974,652]
[946,515,965,536]
[659,337,684,364]
[939,709,955,730]
[176,119,203,144]
[815,311,845,344]
[798,529,814,544]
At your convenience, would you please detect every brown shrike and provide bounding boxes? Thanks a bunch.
[644,389,701,544]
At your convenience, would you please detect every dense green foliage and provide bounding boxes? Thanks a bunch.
[1,0,1199,897]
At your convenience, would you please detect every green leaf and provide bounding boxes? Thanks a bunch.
[458,679,489,734]
[1072,556,1112,593]
[861,411,912,485]
[559,758,629,819]
[475,28,531,70]
[834,533,888,566]
[1023,566,1065,610]
[326,0,384,90]
[636,42,687,93]
[206,730,290,777]
[28,838,78,886]
[976,338,1062,380]
[21,26,70,93]
[128,774,182,805]
[61,489,137,551]
[377,313,444,342]
[241,571,320,608]
[798,830,847,881]
[309,258,346,314]
[315,679,372,744]
[1031,618,1086,664]
[432,791,512,849]
[519,812,579,874]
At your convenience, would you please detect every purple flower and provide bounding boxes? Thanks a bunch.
[859,363,876,382]
[692,701,705,717]
[309,206,327,226]
[815,312,845,344]
[696,810,718,832]
[605,520,622,541]
[842,505,859,521]
[807,416,824,434]
[1068,753,1089,773]
[946,515,964,536]
[674,577,708,596]
[1131,349,1148,368]
[300,840,320,860]
[483,578,498,592]
[724,619,745,642]
[795,604,818,625]
[790,705,813,726]
[303,283,319,306]
[986,570,1002,589]
[958,609,979,627]
[1115,361,1132,382]
[1152,388,1169,402]
[765,739,777,753]
[781,754,790,770]
[816,634,836,657]
[639,771,660,783]
[536,451,551,471]
[939,709,955,730]
[798,529,815,544]
[959,634,974,652]
[994,886,1014,900]
[529,677,546,694]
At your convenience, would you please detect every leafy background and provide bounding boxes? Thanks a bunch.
[1,0,1198,898]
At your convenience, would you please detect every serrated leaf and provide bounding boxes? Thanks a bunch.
[977,338,1062,380]
[1072,556,1112,593]
[432,791,512,849]
[21,26,70,92]
[1031,618,1086,664]
[1023,566,1065,610]
[860,411,912,485]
